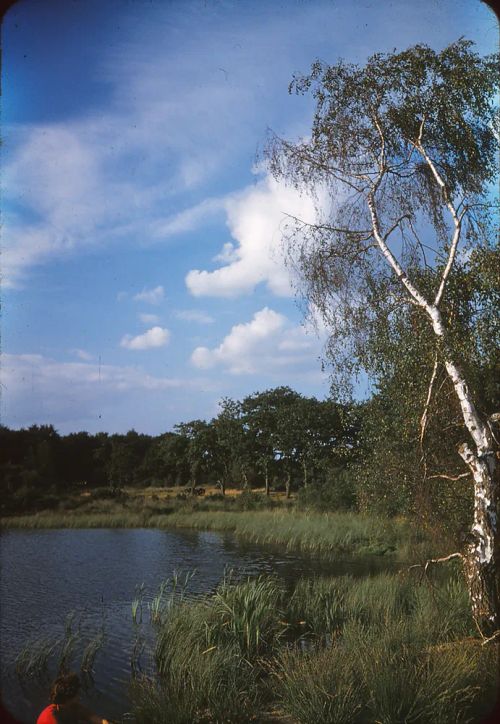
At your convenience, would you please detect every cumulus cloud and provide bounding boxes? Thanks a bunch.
[133,286,165,305]
[174,310,215,324]
[191,307,324,375]
[139,313,160,324]
[185,175,318,298]
[120,326,170,350]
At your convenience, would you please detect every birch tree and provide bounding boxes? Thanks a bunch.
[265,40,499,633]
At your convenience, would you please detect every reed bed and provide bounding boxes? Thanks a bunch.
[1,506,433,560]
[13,568,496,722]
[155,509,433,561]
[130,570,498,723]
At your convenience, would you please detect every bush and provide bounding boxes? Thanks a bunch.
[90,487,128,502]
[297,470,357,512]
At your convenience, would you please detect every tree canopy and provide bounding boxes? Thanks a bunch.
[266,38,500,632]
[266,39,498,393]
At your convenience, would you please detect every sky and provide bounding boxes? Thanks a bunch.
[1,0,497,435]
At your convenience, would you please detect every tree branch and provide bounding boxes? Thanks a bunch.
[420,351,439,447]
[414,142,466,307]
[383,214,411,242]
[407,552,464,574]
[367,189,432,311]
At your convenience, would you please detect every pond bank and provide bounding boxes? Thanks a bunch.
[0,505,440,562]
[130,571,497,723]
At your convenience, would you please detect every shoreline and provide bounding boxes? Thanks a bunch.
[0,506,441,562]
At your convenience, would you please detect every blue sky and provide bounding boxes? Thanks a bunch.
[1,0,497,435]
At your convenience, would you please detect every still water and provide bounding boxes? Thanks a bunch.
[0,528,397,722]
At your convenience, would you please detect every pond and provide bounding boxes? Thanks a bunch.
[0,528,400,722]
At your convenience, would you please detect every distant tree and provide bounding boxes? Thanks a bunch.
[241,391,280,496]
[174,420,217,493]
[213,398,246,495]
[158,432,190,486]
[266,40,499,631]
[107,439,135,488]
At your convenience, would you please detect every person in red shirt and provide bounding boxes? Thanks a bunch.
[36,673,109,724]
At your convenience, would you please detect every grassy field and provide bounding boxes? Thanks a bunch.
[0,485,441,562]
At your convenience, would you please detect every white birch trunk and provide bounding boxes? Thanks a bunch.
[425,308,498,632]
[368,180,499,632]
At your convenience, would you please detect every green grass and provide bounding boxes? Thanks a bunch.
[127,570,497,723]
[14,568,496,722]
[1,503,439,563]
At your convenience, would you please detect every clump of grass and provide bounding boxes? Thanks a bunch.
[273,627,497,724]
[210,573,285,659]
[15,635,60,680]
[286,576,350,638]
[273,572,495,723]
[148,575,285,721]
[57,611,81,674]
[81,630,105,677]
[151,601,259,722]
[273,644,361,723]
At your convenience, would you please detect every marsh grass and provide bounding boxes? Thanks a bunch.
[15,610,111,686]
[80,630,105,677]
[129,570,497,723]
[15,635,60,680]
[1,505,437,562]
[15,569,496,722]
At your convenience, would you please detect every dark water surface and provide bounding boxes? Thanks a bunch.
[1,528,398,722]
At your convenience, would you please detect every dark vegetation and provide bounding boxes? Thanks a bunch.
[0,389,358,516]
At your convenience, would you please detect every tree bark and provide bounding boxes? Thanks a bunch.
[285,471,291,499]
[429,310,499,633]
[264,463,270,497]
[369,183,499,633]
[458,440,499,635]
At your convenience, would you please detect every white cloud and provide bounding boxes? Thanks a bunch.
[185,175,318,298]
[191,307,324,375]
[139,313,160,324]
[174,310,215,324]
[133,285,165,305]
[2,353,180,392]
[121,326,170,350]
[70,348,93,361]
[0,352,188,432]
[152,197,225,239]
[213,242,238,263]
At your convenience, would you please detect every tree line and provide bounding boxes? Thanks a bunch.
[0,388,359,513]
